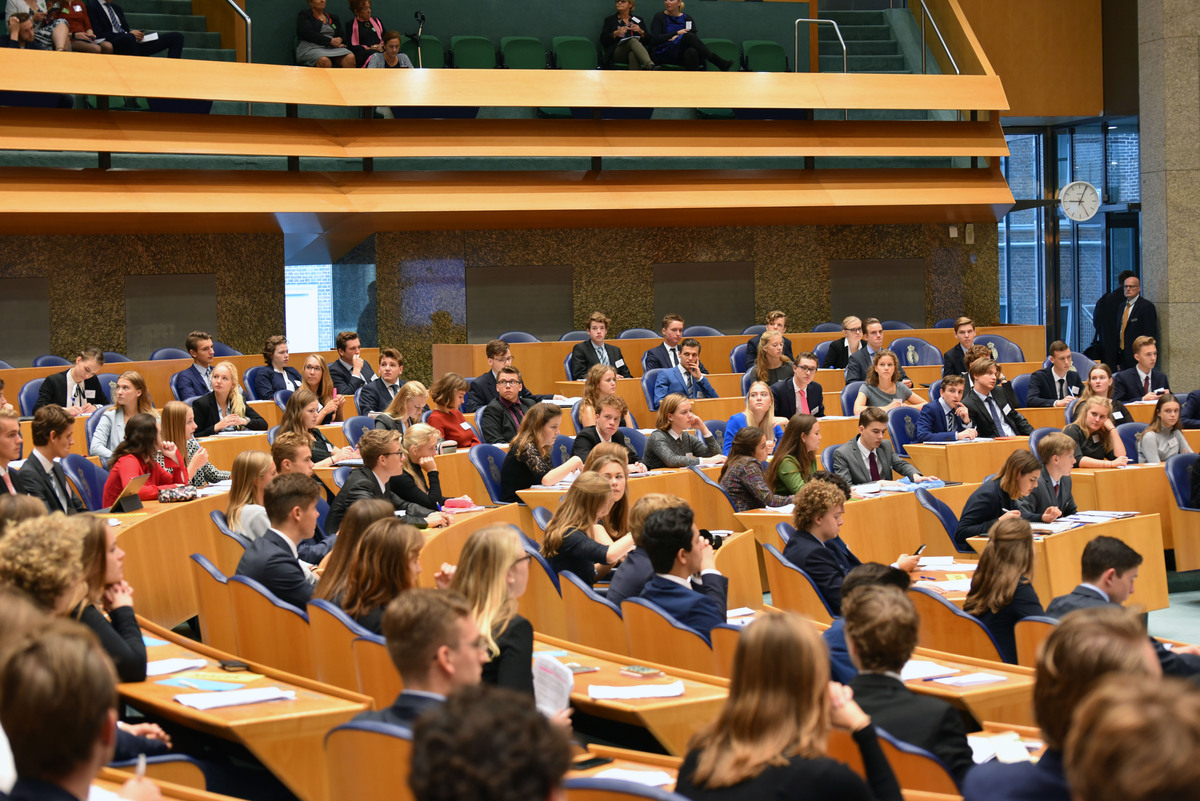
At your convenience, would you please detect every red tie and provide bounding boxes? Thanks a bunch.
[798,388,809,415]
[869,451,880,481]
[1143,376,1150,395]
[1,470,13,495]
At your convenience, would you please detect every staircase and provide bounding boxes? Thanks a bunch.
[121,0,235,62]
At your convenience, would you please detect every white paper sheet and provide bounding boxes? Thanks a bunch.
[174,686,295,710]
[933,672,1007,687]
[900,660,961,681]
[726,607,755,618]
[533,654,574,718]
[917,556,955,567]
[967,735,997,764]
[587,680,685,700]
[146,658,208,676]
[592,768,674,787]
[916,579,973,593]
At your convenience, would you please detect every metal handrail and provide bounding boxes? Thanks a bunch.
[918,0,959,75]
[794,18,847,121]
[223,0,253,114]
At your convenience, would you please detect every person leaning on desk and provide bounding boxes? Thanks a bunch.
[954,450,1043,550]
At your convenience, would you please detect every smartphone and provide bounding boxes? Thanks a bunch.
[572,757,614,771]
[914,544,927,556]
[218,659,251,672]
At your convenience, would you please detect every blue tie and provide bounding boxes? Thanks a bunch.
[595,344,609,366]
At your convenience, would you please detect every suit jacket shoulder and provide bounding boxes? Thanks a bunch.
[234,532,313,609]
[1045,585,1108,618]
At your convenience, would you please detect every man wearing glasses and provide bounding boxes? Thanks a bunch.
[480,366,539,444]
[325,429,451,533]
[464,339,566,413]
[822,316,865,370]
[771,352,825,418]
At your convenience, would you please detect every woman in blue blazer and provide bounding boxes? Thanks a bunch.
[255,335,303,400]
[953,450,1042,549]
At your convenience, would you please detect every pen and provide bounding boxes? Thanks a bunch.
[918,576,938,581]
[922,674,960,681]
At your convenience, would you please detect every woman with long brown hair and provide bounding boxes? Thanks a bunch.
[312,499,395,604]
[90,370,154,466]
[499,403,583,503]
[541,472,633,587]
[953,449,1043,548]
[1064,396,1129,468]
[72,516,146,682]
[719,427,791,512]
[160,400,224,487]
[853,350,924,414]
[963,516,1043,664]
[101,413,187,507]
[765,414,821,494]
[336,518,428,634]
[583,443,631,537]
[278,388,356,469]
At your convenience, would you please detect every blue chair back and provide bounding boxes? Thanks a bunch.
[775,521,795,544]
[468,444,510,504]
[550,434,575,467]
[974,334,1025,363]
[531,506,554,531]
[889,337,941,368]
[522,534,561,592]
[687,464,739,515]
[209,509,252,549]
[212,341,242,357]
[741,324,766,336]
[762,543,837,619]
[914,487,974,553]
[266,424,279,444]
[0,359,12,370]
[821,445,836,473]
[1165,454,1199,509]
[94,373,121,400]
[928,378,942,402]
[342,415,373,448]
[315,496,331,531]
[740,367,757,397]
[814,340,832,367]
[18,378,44,416]
[618,328,656,339]
[569,400,584,433]
[150,347,190,361]
[85,405,109,449]
[32,354,69,367]
[559,330,589,341]
[729,343,748,373]
[498,331,539,343]
[840,380,864,416]
[934,318,956,328]
[1029,427,1058,462]
[102,351,131,363]
[1116,422,1147,464]
[881,320,914,330]
[563,777,687,801]
[887,406,920,458]
[1010,373,1031,407]
[62,454,108,512]
[1042,351,1095,378]
[1065,398,1080,426]
[704,419,725,448]
[169,371,184,401]
[242,366,269,401]
[562,353,573,381]
[273,389,293,411]
[325,717,413,746]
[618,426,647,460]
[683,325,722,337]
[811,322,841,333]
[641,368,663,411]
[332,466,353,488]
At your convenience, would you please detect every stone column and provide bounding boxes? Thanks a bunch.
[1139,0,1200,388]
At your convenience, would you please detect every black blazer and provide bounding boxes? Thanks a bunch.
[954,478,1039,547]
[387,465,449,509]
[962,389,1033,437]
[781,530,861,615]
[1025,367,1083,407]
[770,377,824,418]
[254,366,303,401]
[87,0,132,36]
[599,11,648,62]
[848,673,976,784]
[18,454,86,515]
[746,334,794,367]
[234,530,314,610]
[479,396,538,444]
[569,341,632,381]
[482,614,534,695]
[327,465,432,533]
[1112,367,1170,403]
[1018,466,1076,518]
[354,690,442,728]
[357,378,406,417]
[328,357,375,397]
[1180,390,1200,429]
[191,392,268,438]
[464,370,542,413]
[571,426,638,463]
[296,7,345,46]
[823,337,863,370]
[34,369,109,413]
[1115,296,1159,370]
[941,345,968,378]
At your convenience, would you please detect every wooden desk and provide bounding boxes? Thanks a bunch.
[417,504,523,585]
[129,620,369,801]
[1071,463,1176,547]
[906,437,1031,484]
[904,647,1035,727]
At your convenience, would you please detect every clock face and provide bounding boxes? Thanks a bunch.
[1060,181,1101,222]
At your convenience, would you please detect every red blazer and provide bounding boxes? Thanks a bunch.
[102,453,188,507]
[426,409,480,449]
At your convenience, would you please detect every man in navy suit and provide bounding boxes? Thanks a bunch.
[652,338,716,409]
[1112,274,1159,370]
[328,330,376,397]
[744,310,794,365]
[916,374,977,443]
[941,317,975,377]
[173,330,215,401]
[18,405,85,515]
[234,473,322,609]
[33,346,108,415]
[770,351,824,418]
[569,312,633,380]
[0,408,26,496]
[464,340,564,413]
[1113,336,1170,403]
[636,505,727,635]
[1026,341,1084,408]
[1182,390,1200,429]
[643,313,709,374]
[87,0,184,57]
[357,348,407,416]
[354,588,487,728]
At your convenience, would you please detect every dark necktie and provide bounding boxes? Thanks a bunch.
[505,400,524,428]
[103,2,124,33]
[50,464,71,512]
[986,396,1006,435]
[1057,378,1065,400]
[388,384,397,398]
[947,410,956,431]
[595,345,609,366]
[1142,375,1150,395]
[669,348,678,367]
[685,372,695,398]
[868,451,880,481]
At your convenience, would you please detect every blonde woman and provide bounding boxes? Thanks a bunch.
[676,612,901,801]
[452,525,534,694]
[375,380,427,433]
[301,353,345,425]
[89,370,154,466]
[1077,363,1133,425]
[1064,396,1129,468]
[160,400,224,487]
[192,360,267,437]
[578,364,635,428]
[853,350,925,415]
[541,471,634,587]
[754,330,793,386]
[278,388,356,468]
[723,380,783,455]
[224,450,277,541]
[644,393,724,470]
[963,516,1044,664]
[392,422,452,509]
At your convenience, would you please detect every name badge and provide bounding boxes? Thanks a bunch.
[631,15,640,22]
[615,359,625,368]
[85,389,95,399]
[460,421,473,431]
[1112,411,1125,421]
[684,20,692,29]
[1001,404,1011,415]
[73,4,81,9]
[1069,386,1079,396]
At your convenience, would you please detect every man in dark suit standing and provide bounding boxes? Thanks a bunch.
[635,505,727,635]
[328,330,376,397]
[962,358,1033,437]
[844,585,976,785]
[1113,336,1170,403]
[33,346,108,415]
[770,351,824,418]
[941,317,976,377]
[18,405,85,515]
[356,348,406,416]
[353,588,487,728]
[479,367,538,445]
[87,0,184,57]
[173,331,216,401]
[744,310,794,365]
[643,313,708,374]
[569,312,633,380]
[325,429,449,533]
[234,473,321,609]
[1089,269,1135,366]
[1019,432,1077,520]
[832,407,933,486]
[916,375,977,443]
[0,408,26,496]
[1045,536,1200,678]
[1112,274,1160,370]
[822,316,865,370]
[464,340,563,413]
[1026,340,1084,407]
[845,318,911,386]
[571,396,641,466]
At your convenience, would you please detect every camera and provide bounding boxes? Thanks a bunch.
[698,529,723,551]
